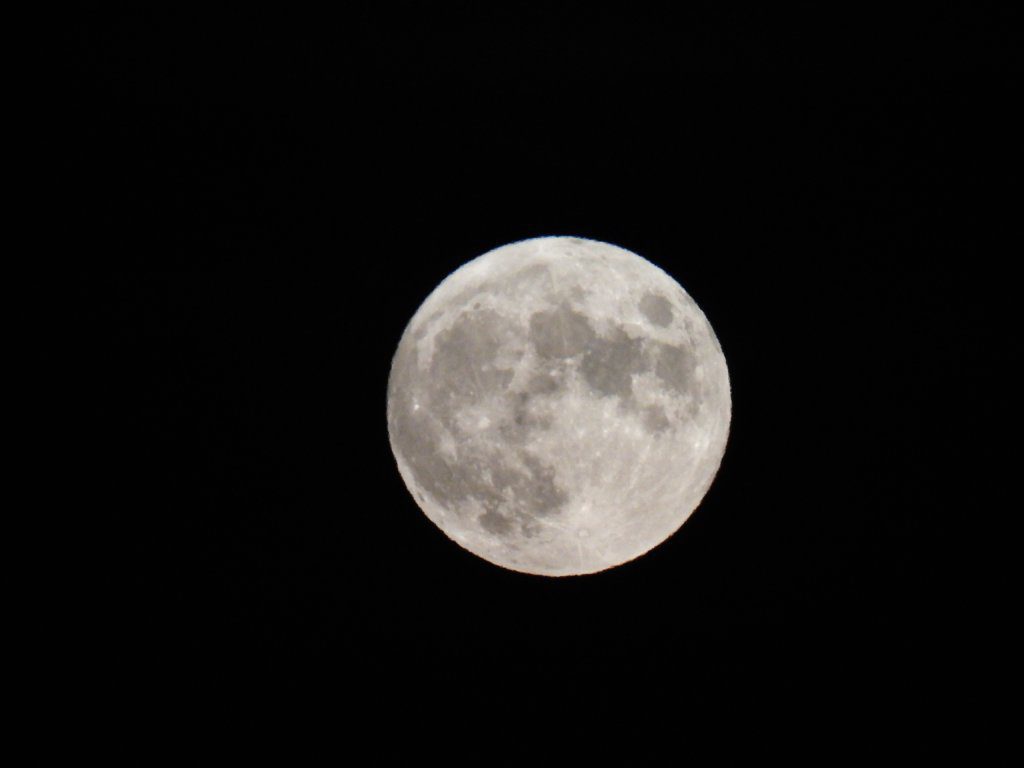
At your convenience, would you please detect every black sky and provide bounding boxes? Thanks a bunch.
[71,6,1014,759]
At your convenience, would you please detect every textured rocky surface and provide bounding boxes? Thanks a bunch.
[387,237,731,575]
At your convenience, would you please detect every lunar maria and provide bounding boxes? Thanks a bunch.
[387,236,731,576]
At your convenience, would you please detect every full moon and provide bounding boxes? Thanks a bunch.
[387,236,731,576]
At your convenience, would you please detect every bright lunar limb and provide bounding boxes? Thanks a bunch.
[386,236,731,576]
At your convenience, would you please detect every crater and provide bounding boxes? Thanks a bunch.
[639,292,674,327]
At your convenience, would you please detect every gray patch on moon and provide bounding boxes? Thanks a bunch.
[430,309,519,414]
[390,304,570,539]
[479,509,513,535]
[509,391,553,432]
[499,371,565,442]
[388,407,460,516]
[399,437,569,533]
[580,326,648,399]
[654,342,697,395]
[518,452,567,512]
[639,292,674,327]
[466,447,570,537]
[529,304,596,359]
[642,404,671,433]
[526,370,562,395]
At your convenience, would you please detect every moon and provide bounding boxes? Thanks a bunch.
[387,236,731,576]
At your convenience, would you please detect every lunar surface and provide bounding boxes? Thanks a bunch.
[387,236,731,576]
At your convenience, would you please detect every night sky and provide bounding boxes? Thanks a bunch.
[72,7,1012,758]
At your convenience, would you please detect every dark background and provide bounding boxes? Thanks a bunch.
[70,6,1013,758]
